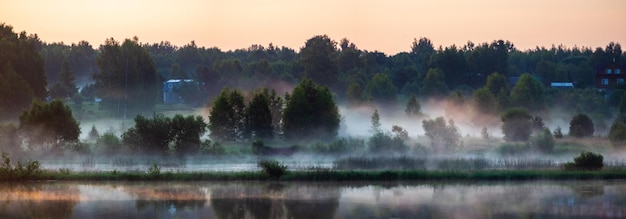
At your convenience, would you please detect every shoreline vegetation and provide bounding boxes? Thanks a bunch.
[12,168,626,182]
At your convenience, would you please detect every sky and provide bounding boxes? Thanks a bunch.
[1,0,625,55]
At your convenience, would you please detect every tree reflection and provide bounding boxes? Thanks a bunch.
[0,183,79,219]
[122,184,207,211]
[210,183,340,219]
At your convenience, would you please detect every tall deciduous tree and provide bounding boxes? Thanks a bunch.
[94,37,160,118]
[365,73,397,103]
[208,88,246,142]
[569,114,594,138]
[420,68,448,98]
[0,24,46,119]
[300,35,339,90]
[501,107,532,142]
[422,117,461,152]
[246,91,274,140]
[18,99,80,152]
[510,73,544,111]
[282,79,340,140]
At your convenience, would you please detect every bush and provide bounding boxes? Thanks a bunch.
[497,143,530,155]
[368,132,408,153]
[0,152,41,180]
[501,108,532,142]
[563,151,603,171]
[553,127,564,138]
[258,159,287,179]
[147,163,161,176]
[200,139,225,155]
[569,114,594,138]
[609,119,626,146]
[532,128,554,153]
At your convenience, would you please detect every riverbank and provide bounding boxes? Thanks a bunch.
[17,169,626,182]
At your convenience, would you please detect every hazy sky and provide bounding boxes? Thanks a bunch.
[1,0,624,54]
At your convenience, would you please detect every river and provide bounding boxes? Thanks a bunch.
[0,180,624,218]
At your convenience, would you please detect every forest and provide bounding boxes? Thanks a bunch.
[1,22,626,159]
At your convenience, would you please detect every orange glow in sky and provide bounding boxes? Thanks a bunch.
[1,0,624,54]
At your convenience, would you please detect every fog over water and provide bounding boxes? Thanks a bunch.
[0,181,624,218]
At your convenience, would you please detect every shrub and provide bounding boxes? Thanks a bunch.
[532,128,554,153]
[0,152,41,180]
[147,163,161,176]
[258,159,287,179]
[501,108,532,142]
[609,119,626,146]
[497,143,530,155]
[563,151,603,171]
[200,139,225,155]
[553,127,564,138]
[569,114,594,138]
[368,132,408,153]
[422,117,461,152]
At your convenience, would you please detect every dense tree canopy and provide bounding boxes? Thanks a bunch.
[569,114,595,138]
[93,37,160,118]
[282,79,340,140]
[18,99,80,151]
[501,107,533,142]
[0,24,47,119]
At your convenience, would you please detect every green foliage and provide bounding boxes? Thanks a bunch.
[0,64,36,120]
[208,88,246,142]
[422,117,461,152]
[300,35,339,90]
[563,152,603,171]
[282,79,340,140]
[49,59,77,99]
[0,24,47,102]
[346,82,366,105]
[94,37,160,117]
[245,91,273,140]
[420,68,449,98]
[96,132,123,155]
[609,118,626,146]
[405,95,421,116]
[485,72,509,95]
[88,125,100,142]
[200,139,225,155]
[122,113,207,154]
[569,113,595,138]
[19,99,80,151]
[510,73,544,111]
[501,107,532,142]
[472,87,498,115]
[553,127,564,138]
[0,152,42,181]
[310,138,364,154]
[532,128,555,153]
[147,163,161,177]
[366,73,397,103]
[368,132,408,153]
[370,109,381,134]
[497,143,530,155]
[258,159,287,179]
[481,127,490,139]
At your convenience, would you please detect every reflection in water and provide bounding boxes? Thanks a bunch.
[0,180,624,218]
[0,182,79,219]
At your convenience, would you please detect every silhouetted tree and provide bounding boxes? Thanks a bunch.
[19,99,80,152]
[282,79,340,140]
[569,114,594,138]
[501,107,532,142]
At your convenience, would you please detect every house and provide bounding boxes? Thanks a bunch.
[163,79,194,104]
[550,82,574,89]
[594,62,626,89]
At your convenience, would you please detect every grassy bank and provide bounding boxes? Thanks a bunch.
[12,169,626,182]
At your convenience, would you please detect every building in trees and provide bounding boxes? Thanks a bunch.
[594,62,626,89]
[162,79,204,105]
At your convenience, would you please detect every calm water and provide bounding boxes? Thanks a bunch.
[0,180,624,218]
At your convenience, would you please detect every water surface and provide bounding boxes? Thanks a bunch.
[0,180,624,218]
